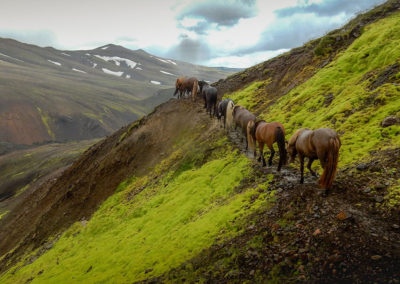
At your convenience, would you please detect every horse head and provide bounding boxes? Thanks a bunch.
[198,80,208,94]
[287,128,307,163]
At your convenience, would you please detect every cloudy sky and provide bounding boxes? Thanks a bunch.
[0,0,386,67]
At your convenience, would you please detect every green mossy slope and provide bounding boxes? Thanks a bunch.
[1,139,276,283]
[226,12,400,166]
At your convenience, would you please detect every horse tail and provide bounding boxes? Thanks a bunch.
[192,79,198,102]
[174,79,179,96]
[319,137,340,189]
[225,100,235,130]
[275,126,287,171]
[247,120,256,153]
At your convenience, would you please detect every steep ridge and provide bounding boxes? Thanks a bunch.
[0,1,400,283]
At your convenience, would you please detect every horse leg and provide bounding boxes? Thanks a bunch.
[307,158,317,177]
[259,143,266,167]
[268,145,275,167]
[299,154,305,184]
[223,115,226,129]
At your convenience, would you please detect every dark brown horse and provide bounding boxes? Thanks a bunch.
[287,128,341,189]
[233,105,256,150]
[174,77,198,101]
[200,83,218,118]
[248,120,287,171]
[216,99,234,128]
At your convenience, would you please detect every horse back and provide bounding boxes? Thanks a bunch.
[312,128,340,152]
[255,121,284,145]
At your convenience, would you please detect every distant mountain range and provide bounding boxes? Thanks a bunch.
[0,38,236,148]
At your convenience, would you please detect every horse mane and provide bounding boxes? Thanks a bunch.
[288,128,307,148]
[192,79,198,102]
[226,100,235,129]
[250,119,265,141]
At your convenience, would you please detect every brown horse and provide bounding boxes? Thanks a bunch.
[174,76,198,101]
[287,128,341,189]
[248,120,287,171]
[233,105,256,150]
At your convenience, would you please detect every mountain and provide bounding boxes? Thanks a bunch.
[0,39,234,148]
[1,1,400,283]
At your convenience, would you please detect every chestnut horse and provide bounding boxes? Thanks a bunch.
[287,128,341,189]
[233,105,256,150]
[248,120,287,171]
[174,76,198,101]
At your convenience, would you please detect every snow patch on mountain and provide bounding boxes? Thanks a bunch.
[154,57,177,65]
[136,67,143,70]
[48,60,61,66]
[166,60,177,65]
[150,80,161,85]
[160,70,176,76]
[94,55,137,69]
[0,52,24,62]
[102,68,123,77]
[72,68,86,73]
[61,52,71,57]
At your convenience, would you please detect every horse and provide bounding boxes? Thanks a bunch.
[287,128,341,189]
[248,120,287,171]
[216,99,234,128]
[233,105,256,150]
[199,81,217,117]
[225,100,235,130]
[174,77,198,101]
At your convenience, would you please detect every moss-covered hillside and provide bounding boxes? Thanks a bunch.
[228,11,400,166]
[1,1,399,283]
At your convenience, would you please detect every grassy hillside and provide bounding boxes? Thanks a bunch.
[1,138,277,283]
[226,11,400,166]
[1,2,400,283]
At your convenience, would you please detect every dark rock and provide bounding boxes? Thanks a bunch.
[356,163,369,171]
[381,116,400,127]
[363,187,372,193]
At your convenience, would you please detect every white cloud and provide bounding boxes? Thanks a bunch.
[0,0,387,67]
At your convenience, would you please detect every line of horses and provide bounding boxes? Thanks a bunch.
[173,76,341,189]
